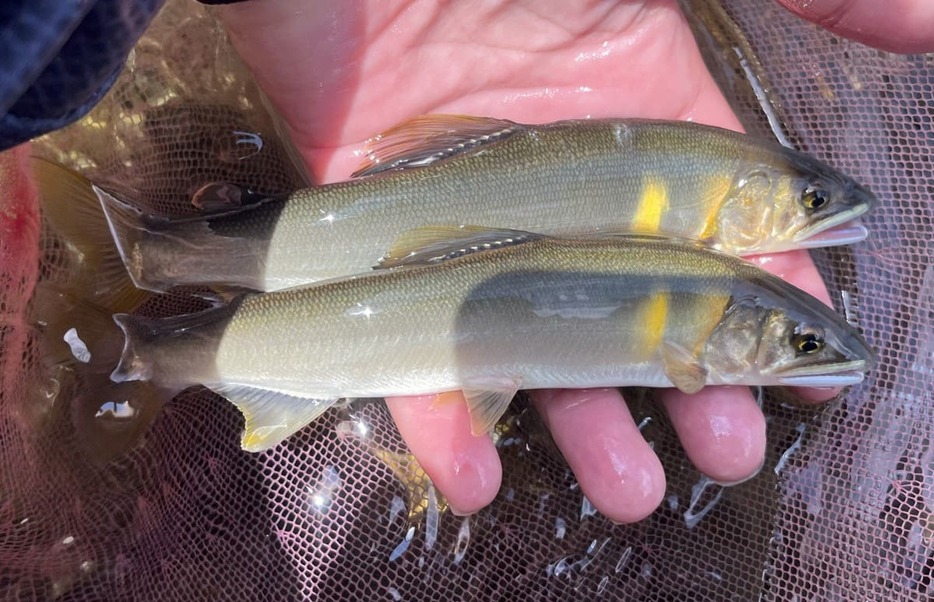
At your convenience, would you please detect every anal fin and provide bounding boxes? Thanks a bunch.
[462,377,521,436]
[211,384,339,452]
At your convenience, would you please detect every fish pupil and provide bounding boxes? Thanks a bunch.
[793,332,824,355]
[803,187,829,211]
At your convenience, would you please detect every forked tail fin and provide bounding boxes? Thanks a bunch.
[95,184,269,293]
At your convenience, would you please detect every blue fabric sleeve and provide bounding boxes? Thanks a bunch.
[0,0,165,151]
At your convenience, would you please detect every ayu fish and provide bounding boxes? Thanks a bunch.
[96,116,876,293]
[105,229,875,452]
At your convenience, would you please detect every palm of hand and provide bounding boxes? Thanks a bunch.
[219,0,833,522]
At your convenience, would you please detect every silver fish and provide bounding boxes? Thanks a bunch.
[106,230,875,452]
[97,115,876,293]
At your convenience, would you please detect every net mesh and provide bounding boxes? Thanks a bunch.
[2,0,933,600]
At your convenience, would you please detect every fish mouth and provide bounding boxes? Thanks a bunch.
[793,218,869,249]
[776,360,868,388]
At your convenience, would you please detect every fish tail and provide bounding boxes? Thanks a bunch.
[31,283,172,462]
[96,184,266,293]
[111,301,240,387]
[93,185,171,293]
[111,312,169,384]
[33,158,149,313]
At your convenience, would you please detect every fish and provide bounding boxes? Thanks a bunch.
[95,115,877,294]
[104,228,875,453]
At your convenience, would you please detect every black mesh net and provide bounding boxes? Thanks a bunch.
[2,0,932,600]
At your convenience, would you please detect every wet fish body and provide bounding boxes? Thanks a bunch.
[110,232,875,452]
[99,116,876,293]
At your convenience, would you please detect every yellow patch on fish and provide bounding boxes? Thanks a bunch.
[639,292,669,353]
[433,390,465,407]
[633,176,669,233]
[772,175,794,212]
[697,174,734,241]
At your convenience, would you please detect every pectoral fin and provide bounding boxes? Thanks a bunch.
[661,342,708,394]
[190,182,276,213]
[379,225,541,269]
[211,384,339,452]
[462,378,521,436]
[352,115,521,177]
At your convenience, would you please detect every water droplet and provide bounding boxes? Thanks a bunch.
[94,400,138,421]
[216,130,264,161]
[580,495,598,520]
[335,416,371,444]
[572,537,610,573]
[640,560,653,579]
[684,475,724,528]
[615,546,633,574]
[424,485,438,551]
[452,517,470,564]
[774,422,807,475]
[63,328,91,363]
[387,586,403,601]
[389,526,415,562]
[555,517,567,540]
[537,492,551,517]
[306,465,342,516]
[547,557,572,578]
[388,495,406,523]
[596,575,610,594]
[666,495,679,511]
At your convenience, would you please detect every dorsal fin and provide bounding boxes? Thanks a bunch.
[352,115,522,178]
[377,226,542,269]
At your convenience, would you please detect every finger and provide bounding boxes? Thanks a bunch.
[532,388,666,524]
[745,249,843,402]
[775,0,934,54]
[385,393,502,515]
[659,386,766,485]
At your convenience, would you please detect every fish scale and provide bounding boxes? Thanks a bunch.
[108,233,874,452]
[96,116,876,294]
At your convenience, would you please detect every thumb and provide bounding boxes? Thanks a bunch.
[775,0,934,54]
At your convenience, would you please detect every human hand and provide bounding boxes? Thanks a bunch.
[775,0,934,54]
[214,0,849,522]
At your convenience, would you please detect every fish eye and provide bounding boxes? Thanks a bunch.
[801,186,830,212]
[791,328,825,355]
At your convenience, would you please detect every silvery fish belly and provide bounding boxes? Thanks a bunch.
[97,115,876,293]
[108,231,875,453]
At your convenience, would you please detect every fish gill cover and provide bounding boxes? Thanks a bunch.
[1,0,933,600]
